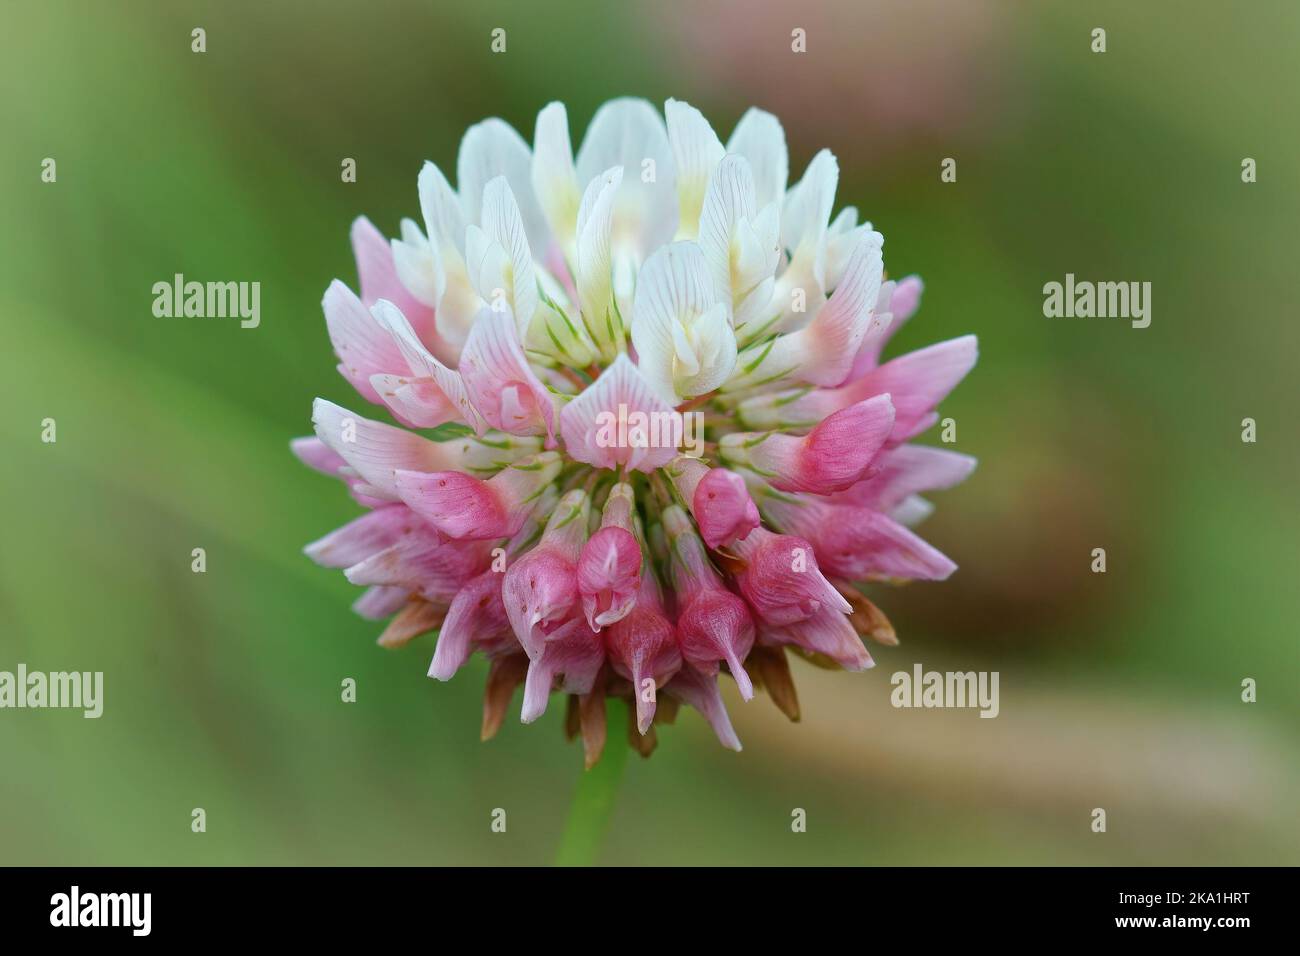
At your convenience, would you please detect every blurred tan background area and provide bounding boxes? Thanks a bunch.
[1,0,1297,864]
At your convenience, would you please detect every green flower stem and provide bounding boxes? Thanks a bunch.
[554,698,629,866]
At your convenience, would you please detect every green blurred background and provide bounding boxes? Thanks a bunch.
[3,0,1298,865]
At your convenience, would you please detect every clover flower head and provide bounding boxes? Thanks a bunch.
[296,98,977,765]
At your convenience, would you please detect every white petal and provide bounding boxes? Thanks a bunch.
[697,154,760,308]
[524,298,597,368]
[780,148,839,263]
[389,220,440,308]
[726,238,884,391]
[417,161,466,260]
[433,263,484,354]
[828,205,859,236]
[671,319,700,375]
[826,219,884,290]
[733,275,776,331]
[531,102,581,257]
[684,302,737,395]
[575,98,678,257]
[734,217,773,286]
[575,165,624,355]
[765,248,826,341]
[727,108,789,210]
[732,202,782,331]
[751,201,782,258]
[416,166,482,352]
[758,151,839,341]
[631,241,726,402]
[665,98,724,238]
[479,176,539,331]
[457,118,550,255]
[463,225,511,311]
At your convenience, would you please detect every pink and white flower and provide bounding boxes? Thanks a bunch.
[297,99,977,764]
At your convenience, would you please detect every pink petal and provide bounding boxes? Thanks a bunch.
[503,548,579,657]
[351,585,409,620]
[502,489,590,653]
[606,597,683,733]
[303,505,421,569]
[662,664,742,751]
[666,459,760,549]
[802,238,889,386]
[291,436,389,507]
[762,605,874,671]
[520,617,605,723]
[559,354,683,472]
[291,436,347,475]
[891,275,925,324]
[693,469,761,549]
[368,374,463,429]
[345,534,489,605]
[393,474,489,537]
[732,528,851,627]
[312,398,464,500]
[458,308,555,441]
[596,481,636,533]
[806,502,957,581]
[849,274,924,376]
[725,394,894,495]
[369,300,482,433]
[837,443,976,510]
[662,505,725,602]
[861,335,977,442]
[323,279,406,405]
[350,216,444,357]
[577,526,641,631]
[744,335,976,442]
[797,394,895,491]
[429,570,511,681]
[393,453,559,540]
[675,589,756,701]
